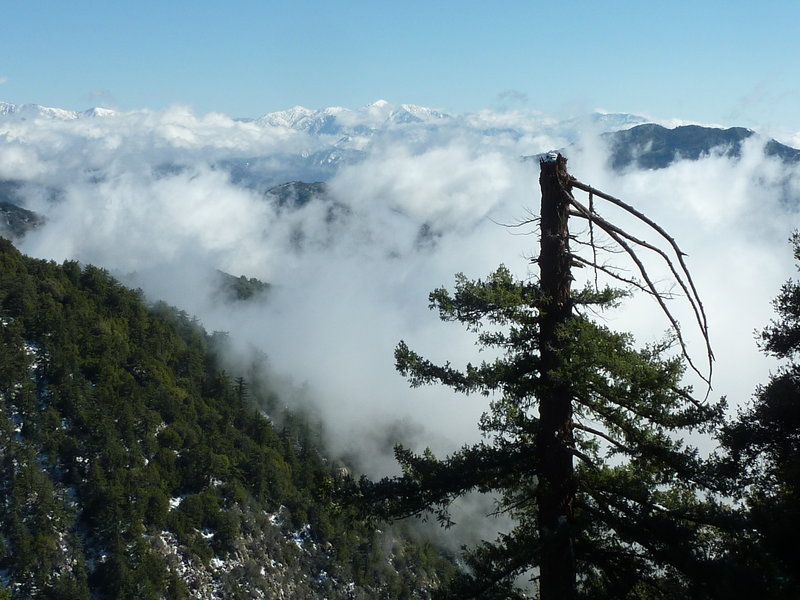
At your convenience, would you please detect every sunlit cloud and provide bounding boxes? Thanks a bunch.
[3,102,798,482]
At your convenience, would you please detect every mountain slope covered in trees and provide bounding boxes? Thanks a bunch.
[0,238,454,599]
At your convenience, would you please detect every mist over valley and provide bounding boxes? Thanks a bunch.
[2,99,798,466]
[2,98,800,598]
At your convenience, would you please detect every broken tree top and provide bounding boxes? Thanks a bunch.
[541,151,561,163]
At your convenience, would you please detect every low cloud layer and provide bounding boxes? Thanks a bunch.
[3,103,800,481]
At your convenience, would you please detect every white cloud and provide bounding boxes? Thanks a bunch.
[330,143,514,232]
[566,134,799,407]
[5,103,799,473]
[0,142,45,179]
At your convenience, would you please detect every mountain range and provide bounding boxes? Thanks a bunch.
[2,98,800,598]
[0,101,116,121]
[2,99,799,240]
[4,99,798,173]
[4,98,798,200]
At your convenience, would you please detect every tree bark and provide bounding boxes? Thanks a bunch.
[536,153,576,600]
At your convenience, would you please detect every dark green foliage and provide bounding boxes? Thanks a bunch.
[0,237,453,599]
[718,233,800,598]
[214,270,271,302]
[357,265,729,599]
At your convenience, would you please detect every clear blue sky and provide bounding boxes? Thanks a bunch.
[2,0,799,132]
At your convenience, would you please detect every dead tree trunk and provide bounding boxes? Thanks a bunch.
[536,153,576,600]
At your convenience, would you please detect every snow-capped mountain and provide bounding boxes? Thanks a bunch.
[9,96,792,191]
[1,98,641,143]
[255,99,451,136]
[0,101,116,120]
[81,106,117,118]
[256,105,343,132]
[362,99,450,124]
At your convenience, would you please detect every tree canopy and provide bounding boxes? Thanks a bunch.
[718,232,800,598]
[357,156,731,599]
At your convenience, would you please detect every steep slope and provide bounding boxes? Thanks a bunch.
[214,270,271,303]
[0,202,44,240]
[0,238,454,599]
[0,183,45,240]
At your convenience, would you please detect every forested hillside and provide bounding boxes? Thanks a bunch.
[0,237,454,599]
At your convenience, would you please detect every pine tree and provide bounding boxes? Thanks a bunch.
[357,155,728,599]
[719,233,800,598]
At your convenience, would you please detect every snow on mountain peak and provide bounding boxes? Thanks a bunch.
[0,101,116,121]
[355,100,450,127]
[396,103,449,122]
[256,105,316,128]
[82,107,117,118]
[254,100,451,136]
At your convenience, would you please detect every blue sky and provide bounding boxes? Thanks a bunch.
[2,0,800,133]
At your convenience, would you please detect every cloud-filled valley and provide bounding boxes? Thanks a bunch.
[2,99,800,479]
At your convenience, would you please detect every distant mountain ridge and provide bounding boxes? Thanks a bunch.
[604,123,800,170]
[3,99,800,240]
[0,98,644,139]
[3,98,800,207]
[0,101,116,120]
[255,100,451,135]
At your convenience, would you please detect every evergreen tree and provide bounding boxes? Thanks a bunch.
[357,156,728,599]
[719,233,800,598]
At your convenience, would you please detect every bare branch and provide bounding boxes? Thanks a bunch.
[567,216,628,254]
[570,196,704,324]
[567,193,713,389]
[494,217,539,229]
[571,178,711,343]
[570,255,673,298]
